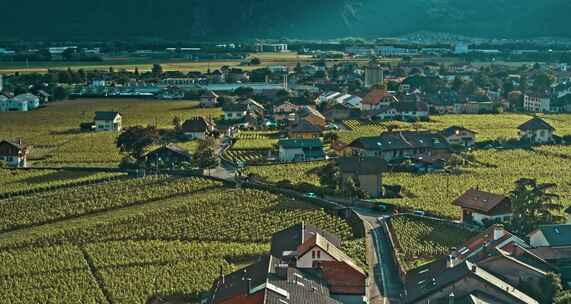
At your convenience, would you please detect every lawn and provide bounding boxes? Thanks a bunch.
[0,98,222,167]
[388,215,477,271]
[0,177,365,303]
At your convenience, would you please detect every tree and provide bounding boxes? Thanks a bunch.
[234,86,255,98]
[53,86,68,100]
[116,126,160,159]
[323,132,338,144]
[250,57,261,65]
[152,64,163,77]
[319,163,341,192]
[172,116,182,132]
[509,178,564,235]
[193,147,218,173]
[341,176,360,199]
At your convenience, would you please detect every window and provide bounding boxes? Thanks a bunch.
[317,251,321,259]
[312,251,316,259]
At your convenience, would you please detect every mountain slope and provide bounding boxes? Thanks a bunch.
[1,0,570,40]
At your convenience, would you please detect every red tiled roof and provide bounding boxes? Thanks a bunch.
[315,261,366,295]
[362,89,389,105]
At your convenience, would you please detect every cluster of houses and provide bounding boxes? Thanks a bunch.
[208,223,366,304]
[397,179,571,303]
[0,93,44,112]
[400,185,571,303]
[402,223,569,303]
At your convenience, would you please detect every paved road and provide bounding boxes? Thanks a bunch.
[354,208,404,304]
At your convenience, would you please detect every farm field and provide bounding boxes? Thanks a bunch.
[388,215,477,271]
[0,98,221,167]
[339,114,571,144]
[0,168,125,197]
[0,52,400,75]
[0,176,365,303]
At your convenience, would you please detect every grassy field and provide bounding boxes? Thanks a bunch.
[0,176,365,303]
[388,215,477,271]
[339,114,571,144]
[0,98,221,167]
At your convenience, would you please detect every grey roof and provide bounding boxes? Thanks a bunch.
[210,254,340,304]
[349,131,450,152]
[441,126,477,137]
[222,102,248,112]
[405,260,539,304]
[94,111,120,121]
[335,156,386,175]
[534,224,571,247]
[518,117,555,131]
[270,223,341,259]
[182,116,213,133]
[288,120,323,133]
[145,144,192,160]
[278,138,323,149]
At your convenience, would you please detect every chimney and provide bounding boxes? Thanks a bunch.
[447,255,455,269]
[471,265,477,273]
[275,263,288,280]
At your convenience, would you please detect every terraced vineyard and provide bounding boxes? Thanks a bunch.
[339,114,571,144]
[382,147,571,219]
[0,175,219,232]
[0,168,125,197]
[0,176,365,303]
[388,215,477,271]
[224,131,279,164]
[244,161,325,185]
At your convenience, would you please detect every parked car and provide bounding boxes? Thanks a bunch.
[414,210,426,216]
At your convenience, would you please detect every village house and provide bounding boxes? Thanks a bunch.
[208,254,341,304]
[523,94,551,113]
[323,103,355,121]
[94,111,122,132]
[453,188,512,226]
[331,140,351,157]
[349,131,450,162]
[144,144,192,169]
[453,101,499,114]
[288,120,323,139]
[335,156,386,198]
[270,223,367,303]
[199,90,219,108]
[272,101,299,124]
[440,126,477,147]
[404,225,544,304]
[529,224,571,248]
[361,88,395,111]
[518,117,555,145]
[278,138,325,162]
[366,101,429,122]
[181,116,215,140]
[296,106,327,128]
[0,139,29,168]
[222,102,248,121]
